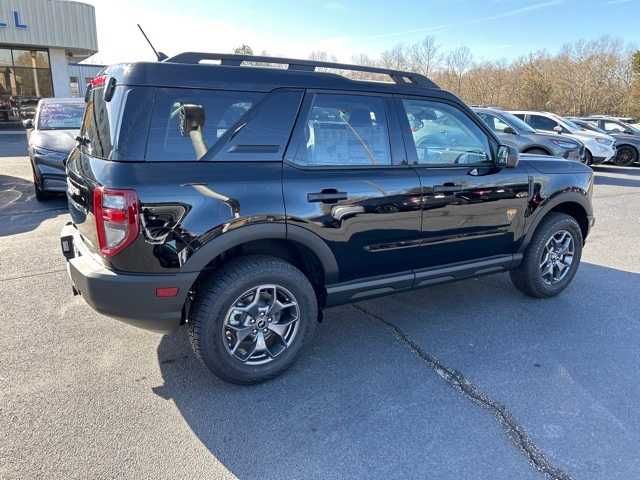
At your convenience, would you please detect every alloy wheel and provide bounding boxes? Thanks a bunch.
[540,230,575,285]
[222,284,300,365]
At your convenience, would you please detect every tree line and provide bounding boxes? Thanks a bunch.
[235,36,640,117]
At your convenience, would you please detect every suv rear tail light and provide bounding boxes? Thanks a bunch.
[93,187,140,257]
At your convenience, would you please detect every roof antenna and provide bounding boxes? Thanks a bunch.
[137,24,168,61]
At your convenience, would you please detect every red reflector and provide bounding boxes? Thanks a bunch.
[156,287,179,298]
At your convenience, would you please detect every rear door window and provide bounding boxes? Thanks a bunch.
[290,93,392,167]
[146,88,263,161]
[603,120,626,133]
[528,115,558,132]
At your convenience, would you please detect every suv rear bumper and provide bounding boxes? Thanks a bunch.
[61,223,198,333]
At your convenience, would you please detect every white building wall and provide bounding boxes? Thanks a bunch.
[0,0,98,55]
[67,63,103,97]
[49,47,71,97]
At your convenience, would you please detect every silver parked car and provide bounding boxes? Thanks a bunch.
[24,98,85,200]
[574,117,640,166]
[473,107,585,162]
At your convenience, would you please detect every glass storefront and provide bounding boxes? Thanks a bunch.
[0,46,53,123]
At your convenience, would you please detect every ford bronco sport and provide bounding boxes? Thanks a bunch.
[60,53,595,384]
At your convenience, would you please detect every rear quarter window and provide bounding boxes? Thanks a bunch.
[80,85,150,161]
[81,87,118,159]
[146,88,264,161]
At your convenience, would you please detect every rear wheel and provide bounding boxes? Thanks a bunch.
[188,255,318,384]
[614,145,638,166]
[510,213,583,298]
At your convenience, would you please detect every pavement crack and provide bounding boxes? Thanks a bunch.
[0,269,66,283]
[0,207,67,218]
[352,303,573,480]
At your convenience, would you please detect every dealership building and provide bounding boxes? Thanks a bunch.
[0,0,102,123]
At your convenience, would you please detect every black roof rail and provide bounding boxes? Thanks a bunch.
[163,52,439,89]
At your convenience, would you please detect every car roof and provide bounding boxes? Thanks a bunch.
[472,107,505,114]
[101,53,458,101]
[509,110,553,115]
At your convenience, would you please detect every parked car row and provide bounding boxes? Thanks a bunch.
[471,106,640,167]
[569,117,640,166]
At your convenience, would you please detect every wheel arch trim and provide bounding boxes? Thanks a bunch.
[182,222,339,284]
[520,191,592,252]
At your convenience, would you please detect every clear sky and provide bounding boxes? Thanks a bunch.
[84,0,640,65]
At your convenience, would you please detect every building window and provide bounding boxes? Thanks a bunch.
[0,47,53,122]
[70,76,80,97]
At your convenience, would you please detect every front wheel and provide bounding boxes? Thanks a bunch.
[188,256,318,384]
[510,213,583,298]
[32,171,50,201]
[584,150,593,166]
[614,146,638,166]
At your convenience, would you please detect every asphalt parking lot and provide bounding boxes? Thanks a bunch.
[1,135,639,480]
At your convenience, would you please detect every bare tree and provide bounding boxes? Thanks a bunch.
[244,36,640,117]
[233,44,254,56]
[444,46,473,94]
[407,36,440,78]
[380,44,408,70]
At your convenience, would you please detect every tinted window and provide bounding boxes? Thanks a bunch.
[604,121,625,133]
[402,99,492,166]
[37,102,84,130]
[210,89,303,162]
[528,115,559,132]
[146,88,263,161]
[292,93,391,166]
[478,113,512,134]
[500,111,536,133]
[81,88,117,159]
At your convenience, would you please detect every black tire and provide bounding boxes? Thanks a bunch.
[614,145,638,167]
[188,255,318,384]
[526,148,549,156]
[33,174,50,201]
[584,150,593,166]
[510,213,583,298]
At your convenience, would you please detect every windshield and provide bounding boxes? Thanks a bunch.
[37,102,85,130]
[549,114,582,132]
[499,111,536,134]
[575,121,607,134]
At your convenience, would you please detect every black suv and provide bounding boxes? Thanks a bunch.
[61,53,595,384]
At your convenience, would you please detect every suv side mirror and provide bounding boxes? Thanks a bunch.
[497,145,519,168]
[22,118,33,129]
[503,126,517,135]
[553,125,563,134]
